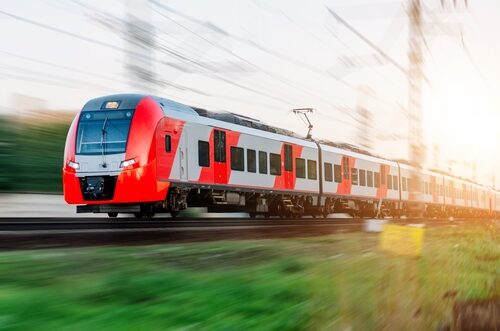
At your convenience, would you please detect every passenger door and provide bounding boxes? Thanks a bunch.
[179,130,188,181]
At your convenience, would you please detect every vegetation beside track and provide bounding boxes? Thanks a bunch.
[0,116,69,193]
[0,222,497,330]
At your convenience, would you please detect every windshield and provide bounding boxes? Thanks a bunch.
[76,110,134,155]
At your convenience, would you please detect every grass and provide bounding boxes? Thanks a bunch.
[0,223,497,330]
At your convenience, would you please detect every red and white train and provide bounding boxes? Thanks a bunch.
[63,94,500,218]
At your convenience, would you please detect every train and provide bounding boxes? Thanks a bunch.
[63,94,500,219]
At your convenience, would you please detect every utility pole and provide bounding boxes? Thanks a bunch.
[493,171,496,190]
[432,144,440,170]
[355,85,373,152]
[126,0,156,93]
[407,0,424,215]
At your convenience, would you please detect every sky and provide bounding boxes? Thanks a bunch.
[0,0,498,186]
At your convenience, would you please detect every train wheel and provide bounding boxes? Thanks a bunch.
[249,212,257,219]
[170,211,179,218]
[275,201,286,219]
[108,212,118,218]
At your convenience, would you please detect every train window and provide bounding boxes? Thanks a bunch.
[367,171,374,187]
[296,158,306,179]
[342,157,350,179]
[165,135,171,152]
[359,169,366,186]
[374,172,380,188]
[387,174,393,189]
[307,160,317,180]
[247,149,256,173]
[198,141,210,167]
[259,151,268,174]
[270,153,281,175]
[402,177,407,191]
[351,168,358,185]
[393,175,399,190]
[284,144,293,172]
[214,130,226,162]
[230,146,244,171]
[324,162,333,182]
[334,164,342,183]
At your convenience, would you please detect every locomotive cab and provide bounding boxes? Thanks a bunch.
[63,94,168,215]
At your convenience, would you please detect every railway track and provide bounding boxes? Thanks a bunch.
[0,217,489,251]
[0,217,463,230]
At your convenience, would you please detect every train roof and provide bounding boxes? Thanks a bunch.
[189,107,302,138]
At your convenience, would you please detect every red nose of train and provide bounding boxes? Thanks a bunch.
[63,94,167,205]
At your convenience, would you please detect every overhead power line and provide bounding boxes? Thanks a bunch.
[150,1,395,128]
[0,9,144,61]
[0,8,294,106]
[151,2,352,111]
[326,6,408,76]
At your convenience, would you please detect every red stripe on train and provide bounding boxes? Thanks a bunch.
[274,143,303,190]
[336,156,355,195]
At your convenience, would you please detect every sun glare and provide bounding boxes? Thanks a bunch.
[427,83,498,165]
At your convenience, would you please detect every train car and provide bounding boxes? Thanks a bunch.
[320,144,400,217]
[64,94,320,218]
[398,165,446,217]
[64,94,499,219]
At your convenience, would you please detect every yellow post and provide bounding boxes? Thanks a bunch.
[380,224,425,257]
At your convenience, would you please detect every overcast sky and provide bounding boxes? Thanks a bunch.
[0,0,498,185]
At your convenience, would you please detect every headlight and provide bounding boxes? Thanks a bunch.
[67,160,79,170]
[120,158,136,168]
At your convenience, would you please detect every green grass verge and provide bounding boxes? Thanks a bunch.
[0,224,497,330]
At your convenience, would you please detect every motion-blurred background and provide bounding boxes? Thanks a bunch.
[0,0,499,196]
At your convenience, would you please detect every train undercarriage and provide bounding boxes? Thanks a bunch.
[77,186,496,219]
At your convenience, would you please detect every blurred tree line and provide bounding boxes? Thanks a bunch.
[0,116,70,193]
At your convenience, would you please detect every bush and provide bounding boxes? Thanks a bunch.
[0,116,70,193]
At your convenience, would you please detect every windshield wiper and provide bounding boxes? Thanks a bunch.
[101,116,108,168]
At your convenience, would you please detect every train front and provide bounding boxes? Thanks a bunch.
[62,94,167,216]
